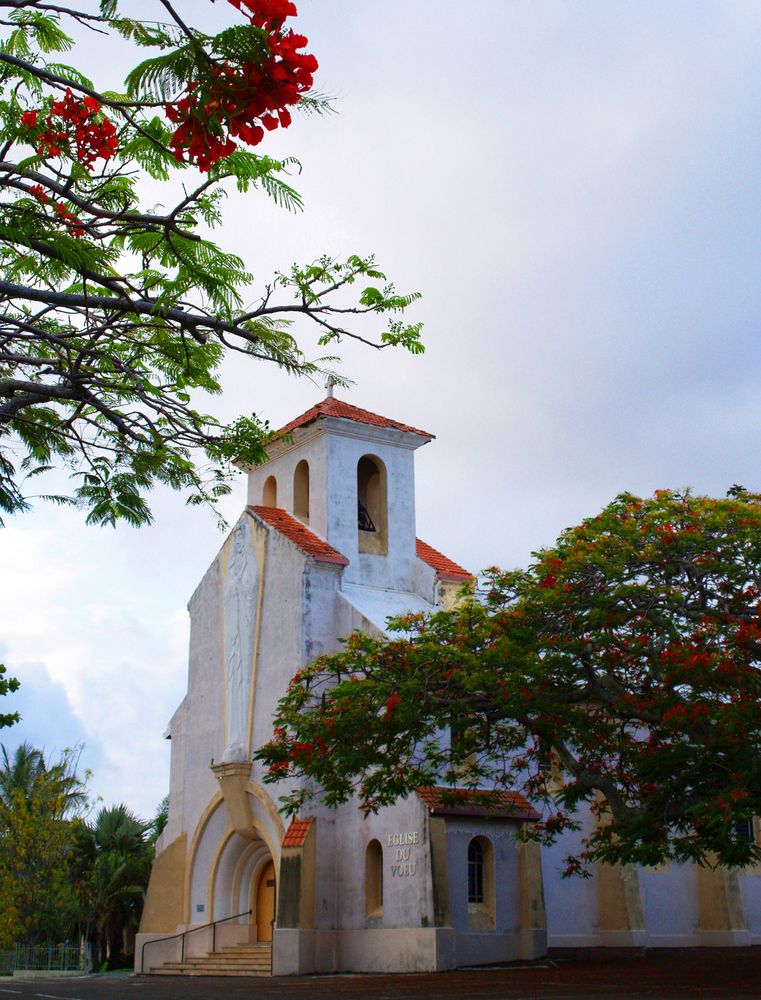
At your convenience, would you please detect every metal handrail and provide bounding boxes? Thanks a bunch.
[141,908,253,972]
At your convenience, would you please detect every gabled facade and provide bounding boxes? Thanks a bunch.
[135,394,545,975]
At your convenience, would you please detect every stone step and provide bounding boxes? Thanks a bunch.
[150,967,271,977]
[162,957,271,967]
[145,942,272,977]
[186,955,270,960]
[220,944,271,951]
[164,960,271,969]
[153,959,271,972]
[163,950,270,959]
[164,958,272,969]
[219,948,271,956]
[154,965,272,976]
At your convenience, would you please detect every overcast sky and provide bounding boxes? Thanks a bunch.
[2,0,760,819]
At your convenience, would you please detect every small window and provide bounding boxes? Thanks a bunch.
[365,839,383,917]
[293,460,309,522]
[468,838,484,903]
[263,475,277,507]
[736,818,755,842]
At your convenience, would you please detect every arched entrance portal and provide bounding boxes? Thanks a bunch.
[255,860,277,941]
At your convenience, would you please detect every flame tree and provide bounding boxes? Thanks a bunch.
[257,489,761,871]
[0,0,423,526]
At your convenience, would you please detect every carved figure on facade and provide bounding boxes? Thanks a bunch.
[222,518,258,762]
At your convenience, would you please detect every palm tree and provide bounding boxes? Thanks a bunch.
[78,804,152,967]
[0,743,87,817]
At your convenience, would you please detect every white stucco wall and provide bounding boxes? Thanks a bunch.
[339,796,433,930]
[156,698,187,852]
[325,422,419,591]
[739,873,761,943]
[248,525,308,771]
[443,818,523,967]
[640,864,699,945]
[542,816,600,946]
[178,557,227,853]
[189,800,229,923]
[247,424,329,537]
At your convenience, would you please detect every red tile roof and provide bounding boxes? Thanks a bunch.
[416,786,539,821]
[416,539,472,581]
[248,506,349,566]
[276,396,434,440]
[282,816,314,848]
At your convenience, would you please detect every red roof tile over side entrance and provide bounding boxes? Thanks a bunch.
[282,816,315,848]
[248,506,349,566]
[416,786,539,821]
[276,395,434,439]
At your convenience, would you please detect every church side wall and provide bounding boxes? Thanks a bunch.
[738,873,761,943]
[281,806,537,973]
[544,805,757,947]
[333,796,434,931]
[542,817,600,946]
[410,557,438,606]
[156,698,187,852]
[443,818,523,967]
[301,562,346,667]
[277,796,442,974]
[640,864,699,945]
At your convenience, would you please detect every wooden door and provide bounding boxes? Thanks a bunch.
[256,861,276,941]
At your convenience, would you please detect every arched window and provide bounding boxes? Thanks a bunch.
[365,839,383,918]
[263,475,277,507]
[467,838,484,903]
[357,455,388,555]
[293,460,309,522]
[467,836,495,930]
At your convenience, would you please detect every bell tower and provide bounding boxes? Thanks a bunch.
[245,394,434,591]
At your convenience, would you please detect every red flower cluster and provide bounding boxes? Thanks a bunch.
[166,1,317,170]
[385,691,401,719]
[27,183,85,237]
[55,200,85,237]
[290,741,314,762]
[228,0,296,30]
[20,91,118,169]
[27,183,48,203]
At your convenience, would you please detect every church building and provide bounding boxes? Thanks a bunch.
[135,394,761,977]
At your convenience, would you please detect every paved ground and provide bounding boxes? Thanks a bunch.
[1,948,760,1000]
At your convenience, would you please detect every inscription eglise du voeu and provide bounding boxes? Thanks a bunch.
[388,830,419,877]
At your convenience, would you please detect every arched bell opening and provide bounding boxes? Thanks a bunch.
[357,454,388,555]
[293,460,310,522]
[263,475,277,507]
